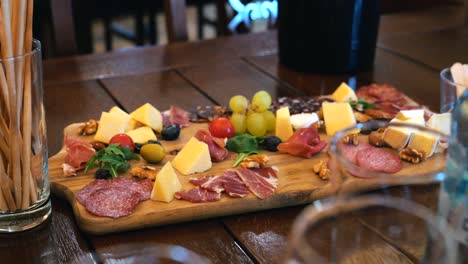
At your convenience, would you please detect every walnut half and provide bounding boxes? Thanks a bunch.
[239,154,269,169]
[79,119,98,136]
[130,166,158,180]
[399,147,426,164]
[342,133,359,146]
[312,160,330,180]
[368,128,386,147]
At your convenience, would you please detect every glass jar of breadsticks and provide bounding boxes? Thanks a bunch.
[0,38,51,231]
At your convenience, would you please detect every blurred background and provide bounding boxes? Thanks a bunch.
[34,0,465,59]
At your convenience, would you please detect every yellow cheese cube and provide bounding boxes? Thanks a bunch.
[426,113,451,135]
[94,112,130,144]
[109,106,140,131]
[407,131,439,157]
[322,102,357,136]
[151,162,182,202]
[330,82,358,102]
[395,109,425,121]
[383,127,412,150]
[172,137,212,175]
[275,107,294,142]
[125,127,157,144]
[130,103,163,132]
[391,116,425,126]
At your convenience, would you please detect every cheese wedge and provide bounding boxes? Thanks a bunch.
[109,106,140,131]
[395,109,425,121]
[130,103,163,132]
[94,112,130,144]
[426,113,451,135]
[384,117,425,150]
[330,82,358,102]
[151,162,182,202]
[275,107,294,142]
[172,137,212,175]
[322,102,357,136]
[290,113,319,130]
[407,131,439,157]
[125,126,157,144]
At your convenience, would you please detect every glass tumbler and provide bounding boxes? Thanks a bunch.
[440,68,468,113]
[286,195,457,264]
[0,40,51,232]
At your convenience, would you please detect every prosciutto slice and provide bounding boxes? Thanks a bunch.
[163,105,191,127]
[190,175,225,193]
[63,138,95,176]
[194,129,228,162]
[235,168,277,199]
[222,170,250,198]
[174,187,221,203]
[277,125,327,158]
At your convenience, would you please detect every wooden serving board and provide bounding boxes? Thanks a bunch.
[49,123,445,235]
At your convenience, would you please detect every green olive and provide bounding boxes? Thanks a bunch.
[140,144,166,164]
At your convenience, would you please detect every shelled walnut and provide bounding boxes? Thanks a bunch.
[78,119,98,135]
[399,147,426,164]
[368,128,386,147]
[312,160,330,180]
[239,154,269,169]
[342,133,359,145]
[130,166,158,180]
[354,111,372,123]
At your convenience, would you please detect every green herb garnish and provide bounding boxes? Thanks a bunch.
[350,98,374,110]
[226,134,258,153]
[85,144,140,178]
[232,150,263,168]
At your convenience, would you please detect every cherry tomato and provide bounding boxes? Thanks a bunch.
[109,134,135,151]
[209,117,235,138]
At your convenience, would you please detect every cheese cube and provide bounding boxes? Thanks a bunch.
[391,116,425,126]
[330,82,357,102]
[125,126,157,144]
[322,102,357,136]
[383,127,412,150]
[151,162,182,202]
[275,107,294,142]
[395,109,425,121]
[130,103,163,132]
[109,106,140,131]
[407,131,439,157]
[290,113,319,130]
[172,137,212,175]
[94,112,130,144]
[426,113,451,135]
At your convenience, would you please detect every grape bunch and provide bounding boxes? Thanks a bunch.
[229,90,275,137]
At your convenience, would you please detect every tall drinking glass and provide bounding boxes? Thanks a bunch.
[0,40,51,232]
[440,68,468,113]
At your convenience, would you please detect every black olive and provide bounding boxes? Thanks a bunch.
[95,169,112,179]
[134,143,144,154]
[147,140,162,145]
[260,136,282,152]
[161,125,180,141]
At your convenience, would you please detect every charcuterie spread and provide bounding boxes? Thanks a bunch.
[48,83,449,234]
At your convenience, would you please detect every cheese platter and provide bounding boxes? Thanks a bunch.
[48,83,449,234]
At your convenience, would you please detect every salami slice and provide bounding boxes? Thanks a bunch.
[356,148,403,174]
[76,179,108,205]
[337,142,372,164]
[112,177,153,201]
[83,186,141,218]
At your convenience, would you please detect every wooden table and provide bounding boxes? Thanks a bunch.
[1,7,465,263]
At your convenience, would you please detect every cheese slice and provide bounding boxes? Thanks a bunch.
[407,131,439,157]
[426,113,451,135]
[109,106,140,131]
[130,103,163,132]
[290,113,319,130]
[172,137,212,175]
[151,162,182,202]
[94,112,130,144]
[322,102,357,136]
[330,82,358,102]
[125,126,157,144]
[275,107,294,142]
[395,109,425,121]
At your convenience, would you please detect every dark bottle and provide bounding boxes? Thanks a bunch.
[278,0,381,73]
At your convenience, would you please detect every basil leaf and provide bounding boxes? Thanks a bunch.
[226,134,258,153]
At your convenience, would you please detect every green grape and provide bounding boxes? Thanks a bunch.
[230,113,247,133]
[263,110,276,132]
[246,113,266,136]
[229,95,249,113]
[251,90,272,112]
[246,105,256,117]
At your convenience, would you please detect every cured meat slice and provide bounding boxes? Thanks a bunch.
[194,129,228,162]
[169,106,191,127]
[76,179,108,205]
[356,148,403,174]
[278,125,327,158]
[250,167,279,179]
[235,168,276,199]
[63,138,95,176]
[189,176,213,186]
[174,187,221,203]
[200,175,225,193]
[336,142,373,164]
[112,177,153,201]
[83,186,141,218]
[223,170,250,198]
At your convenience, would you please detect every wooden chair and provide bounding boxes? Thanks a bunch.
[50,0,189,57]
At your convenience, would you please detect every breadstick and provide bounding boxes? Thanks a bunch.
[0,154,16,211]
